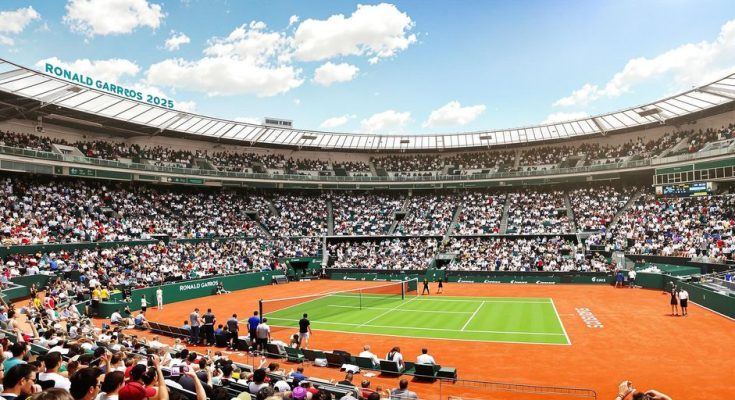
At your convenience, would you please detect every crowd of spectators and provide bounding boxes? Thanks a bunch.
[395,195,456,236]
[263,195,329,237]
[333,194,404,236]
[1,237,318,285]
[444,150,516,170]
[0,130,67,152]
[604,193,735,261]
[0,275,401,400]
[445,236,608,272]
[329,238,439,270]
[454,193,506,234]
[2,124,735,177]
[334,161,371,173]
[569,186,638,231]
[518,146,577,167]
[506,190,573,234]
[285,158,331,171]
[370,155,442,172]
[0,177,277,245]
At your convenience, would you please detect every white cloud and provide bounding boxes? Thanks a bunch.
[37,57,140,83]
[313,62,359,86]
[554,19,735,107]
[164,31,190,51]
[146,22,303,97]
[422,101,485,128]
[64,0,164,37]
[320,114,356,129]
[288,15,299,27]
[174,100,196,112]
[541,111,589,124]
[360,110,410,133]
[293,3,417,63]
[0,6,41,45]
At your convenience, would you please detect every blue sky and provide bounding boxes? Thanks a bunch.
[1,0,734,134]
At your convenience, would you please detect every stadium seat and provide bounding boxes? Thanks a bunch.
[354,356,379,370]
[301,349,326,363]
[284,347,305,363]
[437,366,458,381]
[413,363,440,381]
[265,343,286,358]
[379,359,404,375]
[167,385,198,400]
[325,351,345,367]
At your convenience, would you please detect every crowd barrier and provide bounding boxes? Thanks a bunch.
[326,269,447,281]
[635,272,735,319]
[95,270,278,318]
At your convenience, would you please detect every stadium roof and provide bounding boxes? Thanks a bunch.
[0,58,734,151]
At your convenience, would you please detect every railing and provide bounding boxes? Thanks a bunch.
[438,378,597,399]
[0,143,732,183]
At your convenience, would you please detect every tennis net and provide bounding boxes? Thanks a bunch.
[259,279,418,320]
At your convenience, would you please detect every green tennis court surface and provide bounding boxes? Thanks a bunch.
[258,294,570,345]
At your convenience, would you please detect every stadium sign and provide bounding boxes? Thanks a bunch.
[44,62,175,109]
[178,280,219,291]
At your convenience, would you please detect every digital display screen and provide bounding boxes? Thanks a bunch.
[660,182,709,197]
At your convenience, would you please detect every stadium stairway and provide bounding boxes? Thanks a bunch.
[609,187,645,229]
[444,203,463,240]
[388,197,411,235]
[564,192,576,230]
[327,198,335,236]
[267,199,281,219]
[500,195,512,233]
[253,218,273,239]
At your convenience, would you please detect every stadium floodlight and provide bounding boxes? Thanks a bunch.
[479,135,493,140]
[400,139,410,144]
[300,135,317,140]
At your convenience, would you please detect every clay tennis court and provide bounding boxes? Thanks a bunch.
[122,281,734,399]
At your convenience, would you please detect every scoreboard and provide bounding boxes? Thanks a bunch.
[656,182,711,197]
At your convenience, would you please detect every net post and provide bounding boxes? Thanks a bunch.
[258,299,263,319]
[402,280,405,300]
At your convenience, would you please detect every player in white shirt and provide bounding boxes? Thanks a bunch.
[416,348,436,365]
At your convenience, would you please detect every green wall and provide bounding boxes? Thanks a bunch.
[96,271,276,318]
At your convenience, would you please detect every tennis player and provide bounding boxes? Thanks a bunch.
[436,278,443,294]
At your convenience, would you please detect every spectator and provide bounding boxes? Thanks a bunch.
[69,367,103,400]
[390,379,417,400]
[416,348,436,365]
[37,352,70,390]
[2,364,40,398]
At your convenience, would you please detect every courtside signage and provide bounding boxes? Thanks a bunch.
[179,280,219,291]
[44,62,175,109]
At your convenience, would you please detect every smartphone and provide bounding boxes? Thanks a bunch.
[170,365,189,377]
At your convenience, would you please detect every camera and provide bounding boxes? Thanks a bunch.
[170,365,189,377]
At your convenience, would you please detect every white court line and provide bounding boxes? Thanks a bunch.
[327,304,473,314]
[461,301,485,331]
[357,296,418,328]
[266,316,566,336]
[266,322,569,346]
[412,297,551,304]
[549,298,571,345]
